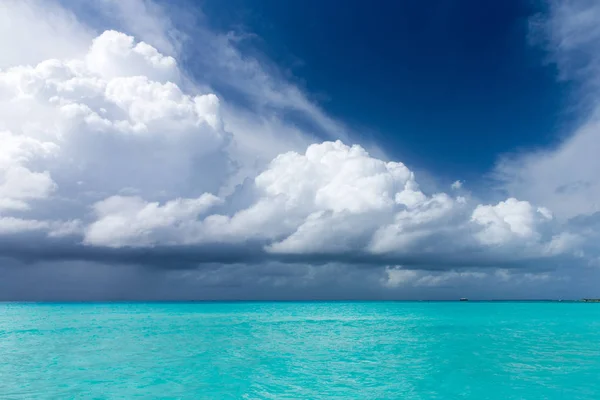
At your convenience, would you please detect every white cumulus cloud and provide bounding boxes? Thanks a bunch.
[471,198,552,246]
[0,0,592,292]
[85,194,221,247]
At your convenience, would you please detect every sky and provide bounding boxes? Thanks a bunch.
[200,0,572,180]
[1,0,600,300]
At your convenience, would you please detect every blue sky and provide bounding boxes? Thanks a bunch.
[1,0,600,300]
[198,0,572,181]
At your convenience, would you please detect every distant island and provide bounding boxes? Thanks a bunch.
[582,299,600,303]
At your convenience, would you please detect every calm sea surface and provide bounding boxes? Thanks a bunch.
[1,302,600,399]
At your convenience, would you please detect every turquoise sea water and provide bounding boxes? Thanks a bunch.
[1,302,600,399]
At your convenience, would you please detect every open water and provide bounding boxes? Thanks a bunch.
[1,301,600,399]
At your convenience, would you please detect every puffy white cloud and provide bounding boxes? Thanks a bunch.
[0,167,55,211]
[258,141,411,214]
[0,1,588,279]
[191,141,468,256]
[85,194,221,247]
[0,29,229,223]
[369,192,457,254]
[471,198,552,246]
[85,30,177,82]
[0,0,598,301]
[250,142,477,257]
[79,138,569,266]
[0,131,58,211]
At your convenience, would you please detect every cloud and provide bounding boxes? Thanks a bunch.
[0,0,93,68]
[0,217,80,237]
[531,0,600,91]
[451,180,463,190]
[86,30,178,82]
[0,0,596,300]
[496,1,600,221]
[487,0,600,273]
[78,138,573,268]
[382,265,566,290]
[0,23,579,270]
[382,267,487,288]
[0,131,58,211]
[85,194,221,247]
[0,29,229,203]
[471,198,552,245]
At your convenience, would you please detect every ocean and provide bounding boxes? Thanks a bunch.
[1,301,599,399]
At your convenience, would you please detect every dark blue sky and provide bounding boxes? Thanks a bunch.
[199,0,572,182]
